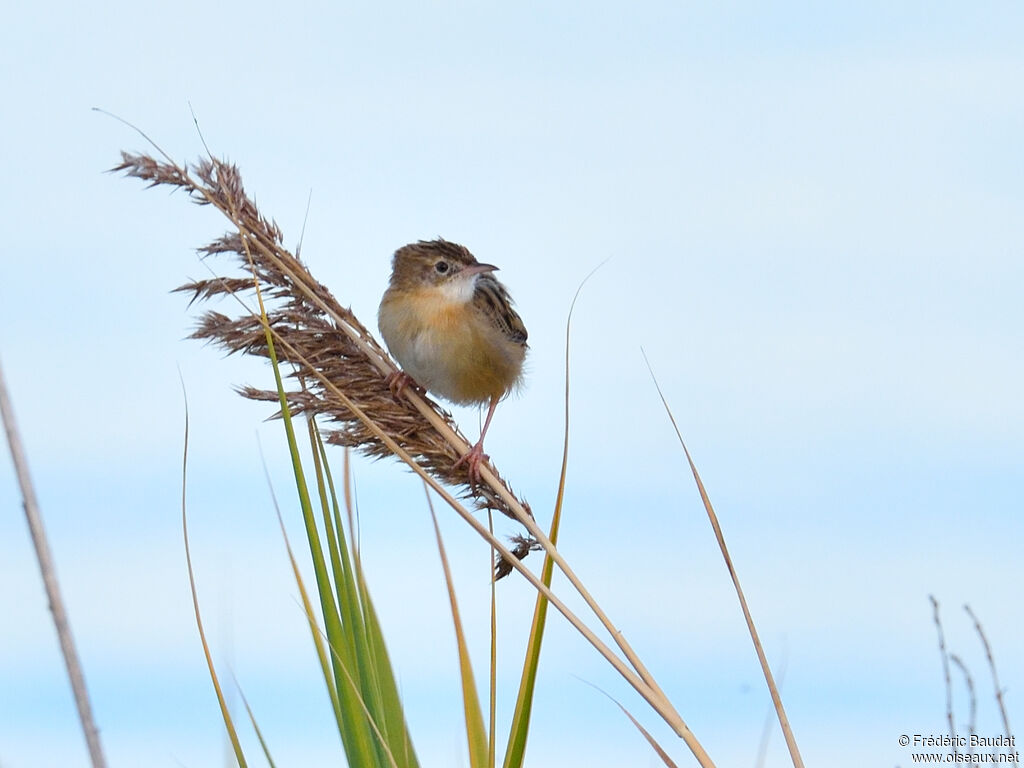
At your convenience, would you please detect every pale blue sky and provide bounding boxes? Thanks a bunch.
[2,2,1022,767]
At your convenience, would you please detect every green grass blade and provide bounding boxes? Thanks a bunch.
[235,682,278,768]
[314,437,384,725]
[306,422,374,714]
[286,405,419,768]
[253,279,380,764]
[502,267,596,768]
[179,397,247,768]
[318,627,403,768]
[284,440,403,766]
[273,503,344,734]
[316,431,419,768]
[499,430,562,767]
[281,501,400,768]
[424,486,488,768]
[358,583,421,768]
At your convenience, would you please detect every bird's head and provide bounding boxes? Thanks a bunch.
[389,239,498,302]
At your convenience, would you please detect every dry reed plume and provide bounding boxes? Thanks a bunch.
[113,151,537,576]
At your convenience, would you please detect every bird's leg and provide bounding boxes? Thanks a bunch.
[385,370,421,397]
[454,396,499,486]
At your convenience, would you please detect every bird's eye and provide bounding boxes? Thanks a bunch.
[434,261,449,274]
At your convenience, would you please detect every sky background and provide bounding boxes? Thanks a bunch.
[2,2,1022,767]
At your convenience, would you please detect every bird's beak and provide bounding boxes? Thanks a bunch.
[460,263,499,277]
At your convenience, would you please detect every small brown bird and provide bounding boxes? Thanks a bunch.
[378,239,528,483]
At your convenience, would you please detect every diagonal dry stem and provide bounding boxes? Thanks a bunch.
[644,350,803,768]
[0,357,108,768]
[964,604,1013,746]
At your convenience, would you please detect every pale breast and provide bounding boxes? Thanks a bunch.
[379,287,526,405]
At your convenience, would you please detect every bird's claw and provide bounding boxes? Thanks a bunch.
[453,441,490,487]
[385,370,420,397]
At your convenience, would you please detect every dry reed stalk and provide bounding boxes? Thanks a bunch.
[644,351,805,768]
[112,151,537,576]
[0,358,107,768]
[949,654,978,745]
[931,595,959,756]
[964,604,1013,747]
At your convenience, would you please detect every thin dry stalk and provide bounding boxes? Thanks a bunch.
[643,352,804,768]
[0,358,108,768]
[964,604,1013,746]
[950,653,978,762]
[754,652,787,768]
[930,595,959,756]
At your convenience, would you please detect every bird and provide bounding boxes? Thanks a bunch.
[378,238,527,484]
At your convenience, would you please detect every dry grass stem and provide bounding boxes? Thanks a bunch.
[949,654,978,745]
[965,604,1014,744]
[0,358,108,768]
[112,151,537,575]
[930,595,959,754]
[643,351,804,768]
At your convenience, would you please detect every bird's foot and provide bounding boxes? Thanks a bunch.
[385,370,421,397]
[453,440,490,487]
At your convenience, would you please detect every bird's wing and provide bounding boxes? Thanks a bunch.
[473,276,528,345]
